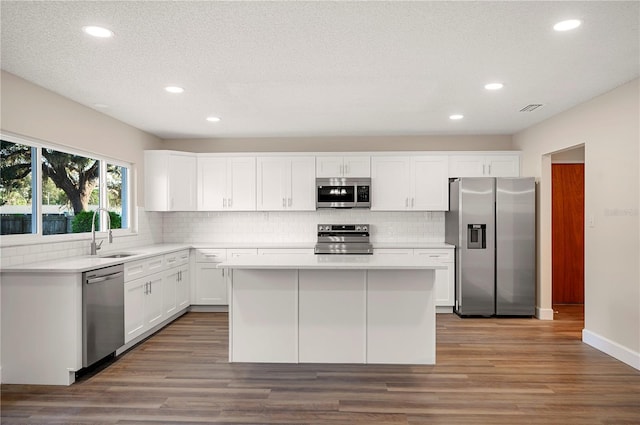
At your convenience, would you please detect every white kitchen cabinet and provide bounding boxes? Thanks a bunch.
[257,156,315,211]
[163,250,190,316]
[257,248,315,255]
[197,156,256,211]
[316,156,370,178]
[371,155,448,211]
[373,248,413,255]
[124,271,163,343]
[194,249,227,305]
[414,248,455,310]
[449,154,520,177]
[298,270,366,363]
[144,150,197,211]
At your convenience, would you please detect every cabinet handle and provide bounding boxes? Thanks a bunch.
[405,198,409,207]
[282,198,286,207]
[149,281,152,294]
[222,268,225,277]
[483,164,486,175]
[487,164,491,175]
[223,198,227,208]
[411,198,415,207]
[288,197,292,207]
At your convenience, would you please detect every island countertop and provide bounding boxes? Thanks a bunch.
[218,254,446,270]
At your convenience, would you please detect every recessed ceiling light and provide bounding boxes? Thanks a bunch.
[206,116,221,122]
[82,26,114,38]
[553,19,581,32]
[165,86,184,94]
[484,82,504,90]
[449,114,464,120]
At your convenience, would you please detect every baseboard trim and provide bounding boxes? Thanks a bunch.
[582,329,640,371]
[536,306,554,320]
[189,305,229,313]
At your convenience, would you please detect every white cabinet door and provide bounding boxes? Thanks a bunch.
[412,156,449,211]
[373,248,414,255]
[289,157,316,210]
[371,156,411,211]
[228,157,256,211]
[343,156,370,177]
[485,154,520,177]
[257,157,288,210]
[176,266,190,310]
[124,277,147,343]
[197,157,227,210]
[316,156,344,177]
[163,269,178,317]
[257,157,315,211]
[316,156,370,178]
[448,155,485,178]
[195,264,227,305]
[414,249,454,307]
[146,274,164,328]
[449,154,520,178]
[145,151,197,211]
[167,154,197,211]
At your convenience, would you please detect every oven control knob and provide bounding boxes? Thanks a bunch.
[362,226,368,232]
[355,226,361,232]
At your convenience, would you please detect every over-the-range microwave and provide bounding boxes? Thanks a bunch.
[316,178,371,209]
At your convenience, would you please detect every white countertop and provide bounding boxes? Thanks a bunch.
[1,244,191,274]
[218,254,446,270]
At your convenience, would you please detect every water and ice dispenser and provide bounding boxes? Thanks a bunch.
[467,224,486,249]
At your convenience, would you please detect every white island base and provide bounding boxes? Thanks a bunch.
[222,255,438,365]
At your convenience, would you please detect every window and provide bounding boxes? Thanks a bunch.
[0,140,37,235]
[0,135,131,238]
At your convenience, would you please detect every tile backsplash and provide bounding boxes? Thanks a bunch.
[1,209,445,267]
[162,210,445,245]
[0,208,163,268]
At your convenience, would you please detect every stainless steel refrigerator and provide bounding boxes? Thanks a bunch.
[445,178,535,316]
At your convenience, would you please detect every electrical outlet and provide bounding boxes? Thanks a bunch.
[588,214,595,228]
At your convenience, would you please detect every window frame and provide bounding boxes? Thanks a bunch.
[0,132,136,246]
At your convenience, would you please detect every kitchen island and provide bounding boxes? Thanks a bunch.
[218,254,443,365]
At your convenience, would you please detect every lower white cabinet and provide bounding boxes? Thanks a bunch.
[124,249,191,344]
[125,272,163,343]
[194,249,227,305]
[413,249,454,308]
[373,247,455,309]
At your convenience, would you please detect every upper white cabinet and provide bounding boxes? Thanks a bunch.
[257,156,315,211]
[145,151,197,211]
[371,156,448,211]
[316,156,370,178]
[449,154,520,178]
[197,156,256,211]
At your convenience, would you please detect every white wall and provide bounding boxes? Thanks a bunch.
[162,134,513,153]
[513,78,639,369]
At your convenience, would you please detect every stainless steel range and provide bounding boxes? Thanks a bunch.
[314,224,373,254]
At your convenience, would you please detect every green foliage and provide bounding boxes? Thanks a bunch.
[71,210,122,233]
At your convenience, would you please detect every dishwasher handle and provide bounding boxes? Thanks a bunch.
[86,271,124,285]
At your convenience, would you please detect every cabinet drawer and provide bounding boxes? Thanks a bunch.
[195,249,227,263]
[125,255,165,281]
[413,249,453,262]
[164,249,190,268]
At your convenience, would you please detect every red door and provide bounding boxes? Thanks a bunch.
[552,164,585,304]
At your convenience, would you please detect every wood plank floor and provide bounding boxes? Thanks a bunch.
[2,306,639,424]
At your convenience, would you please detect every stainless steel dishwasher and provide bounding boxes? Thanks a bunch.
[82,264,125,368]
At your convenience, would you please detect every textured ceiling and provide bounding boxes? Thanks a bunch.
[1,1,638,139]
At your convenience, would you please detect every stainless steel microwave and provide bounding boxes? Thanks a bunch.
[316,178,371,209]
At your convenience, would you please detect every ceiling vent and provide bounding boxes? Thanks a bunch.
[519,104,543,112]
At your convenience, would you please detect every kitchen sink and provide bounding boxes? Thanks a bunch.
[100,252,137,259]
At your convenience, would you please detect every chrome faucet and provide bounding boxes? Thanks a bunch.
[90,207,113,255]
